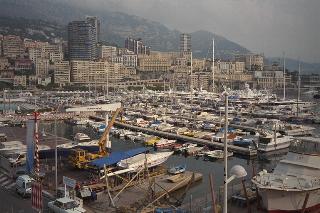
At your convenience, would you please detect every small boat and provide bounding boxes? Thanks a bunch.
[155,138,177,149]
[74,133,91,143]
[42,129,46,137]
[144,136,160,146]
[186,146,203,156]
[205,150,233,160]
[172,143,183,152]
[233,138,253,147]
[168,165,186,175]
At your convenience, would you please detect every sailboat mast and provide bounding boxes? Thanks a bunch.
[297,60,301,117]
[190,51,193,104]
[190,51,193,92]
[212,38,215,93]
[283,52,286,100]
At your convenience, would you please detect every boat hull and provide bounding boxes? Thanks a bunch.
[258,141,291,152]
[259,188,320,212]
[118,152,173,172]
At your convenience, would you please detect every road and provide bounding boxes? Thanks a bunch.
[0,187,52,213]
[0,188,34,213]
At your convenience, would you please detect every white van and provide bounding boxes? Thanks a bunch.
[16,175,34,197]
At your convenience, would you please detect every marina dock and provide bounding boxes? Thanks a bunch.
[87,170,203,212]
[113,121,257,156]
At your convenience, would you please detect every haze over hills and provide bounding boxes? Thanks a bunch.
[0,0,319,73]
[0,0,250,59]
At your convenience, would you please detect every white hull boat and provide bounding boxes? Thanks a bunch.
[117,151,173,172]
[256,133,294,152]
[155,139,176,148]
[252,152,320,212]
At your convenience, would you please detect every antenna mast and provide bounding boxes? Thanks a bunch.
[212,38,215,93]
[283,52,286,100]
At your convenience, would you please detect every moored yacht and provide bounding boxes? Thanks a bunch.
[117,151,173,172]
[155,138,177,148]
[255,132,294,152]
[252,152,320,212]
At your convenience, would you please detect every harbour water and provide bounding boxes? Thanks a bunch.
[39,121,320,204]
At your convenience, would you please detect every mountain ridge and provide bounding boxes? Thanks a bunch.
[0,0,318,73]
[0,0,250,59]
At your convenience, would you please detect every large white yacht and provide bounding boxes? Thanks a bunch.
[252,152,320,212]
[255,132,294,152]
[117,151,173,172]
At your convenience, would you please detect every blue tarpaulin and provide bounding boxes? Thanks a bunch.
[89,147,149,168]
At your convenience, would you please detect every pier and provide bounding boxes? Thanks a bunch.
[113,121,257,156]
[87,170,203,212]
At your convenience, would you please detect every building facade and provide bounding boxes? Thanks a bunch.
[68,20,98,60]
[2,35,24,58]
[122,54,138,67]
[54,61,70,86]
[180,33,191,54]
[125,38,150,55]
[13,75,27,87]
[35,58,49,77]
[99,45,117,60]
[138,55,170,72]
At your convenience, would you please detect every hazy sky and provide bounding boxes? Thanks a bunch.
[76,0,319,63]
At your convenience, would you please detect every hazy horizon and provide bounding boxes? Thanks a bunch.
[63,0,320,64]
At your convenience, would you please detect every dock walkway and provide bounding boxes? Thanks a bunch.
[114,121,257,156]
[87,171,202,212]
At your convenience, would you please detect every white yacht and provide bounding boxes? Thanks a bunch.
[58,133,98,149]
[277,124,315,137]
[252,152,320,212]
[255,132,294,152]
[155,138,176,148]
[117,151,173,172]
[204,150,233,159]
[74,133,91,143]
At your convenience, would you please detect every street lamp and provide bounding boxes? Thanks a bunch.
[226,165,248,184]
[224,165,247,213]
[222,91,248,213]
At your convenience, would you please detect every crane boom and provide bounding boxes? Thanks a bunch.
[98,107,123,156]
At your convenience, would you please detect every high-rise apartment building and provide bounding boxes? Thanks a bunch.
[35,58,49,77]
[85,16,100,43]
[179,33,191,53]
[125,38,150,55]
[2,35,24,58]
[235,54,264,71]
[122,54,138,68]
[68,18,99,60]
[138,55,170,72]
[99,45,117,60]
[54,61,70,86]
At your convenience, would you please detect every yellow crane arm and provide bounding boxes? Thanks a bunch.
[98,107,123,155]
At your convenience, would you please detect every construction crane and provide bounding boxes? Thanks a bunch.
[97,107,122,156]
[65,103,122,169]
[69,107,122,169]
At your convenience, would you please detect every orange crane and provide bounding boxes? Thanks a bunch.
[97,107,122,156]
[69,107,123,169]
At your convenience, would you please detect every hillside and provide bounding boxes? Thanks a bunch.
[0,16,65,41]
[267,57,320,74]
[0,0,250,59]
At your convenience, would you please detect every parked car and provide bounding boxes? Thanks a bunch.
[15,175,34,197]
[48,197,86,213]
